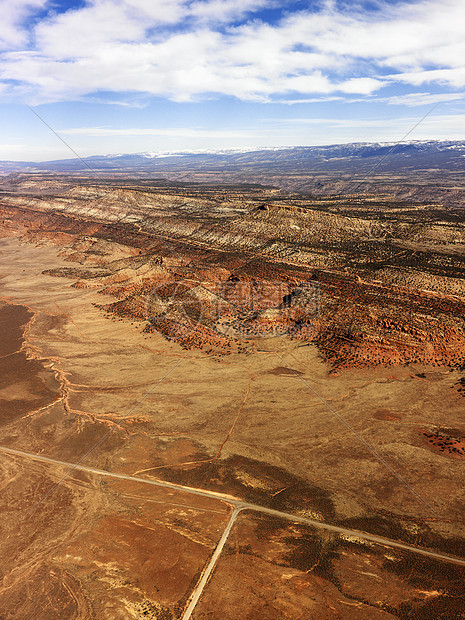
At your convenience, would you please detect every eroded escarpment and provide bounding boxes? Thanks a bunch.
[1,177,464,371]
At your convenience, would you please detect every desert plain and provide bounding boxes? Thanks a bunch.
[0,163,464,618]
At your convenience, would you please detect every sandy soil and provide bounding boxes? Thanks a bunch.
[0,236,464,618]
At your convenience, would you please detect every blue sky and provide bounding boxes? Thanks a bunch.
[1,0,465,160]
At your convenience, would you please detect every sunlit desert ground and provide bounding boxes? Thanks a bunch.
[0,233,464,618]
[0,170,465,618]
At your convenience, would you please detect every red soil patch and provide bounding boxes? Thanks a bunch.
[373,409,402,421]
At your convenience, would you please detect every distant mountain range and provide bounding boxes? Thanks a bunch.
[2,140,465,175]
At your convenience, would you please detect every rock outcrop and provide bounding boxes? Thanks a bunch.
[1,175,464,368]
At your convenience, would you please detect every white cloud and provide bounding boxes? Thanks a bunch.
[271,96,344,105]
[258,112,465,139]
[189,0,275,23]
[0,0,46,50]
[386,91,465,106]
[392,67,465,88]
[60,125,259,138]
[1,0,465,103]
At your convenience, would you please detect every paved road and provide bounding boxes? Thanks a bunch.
[1,444,464,568]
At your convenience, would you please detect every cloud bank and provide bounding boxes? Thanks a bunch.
[0,0,464,104]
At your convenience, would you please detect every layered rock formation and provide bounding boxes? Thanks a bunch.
[1,174,464,369]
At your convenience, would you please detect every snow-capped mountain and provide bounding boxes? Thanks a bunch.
[2,140,465,174]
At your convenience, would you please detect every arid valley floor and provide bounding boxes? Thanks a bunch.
[0,161,465,618]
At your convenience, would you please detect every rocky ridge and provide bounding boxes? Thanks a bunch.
[1,176,464,370]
